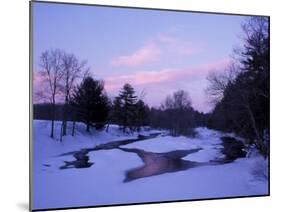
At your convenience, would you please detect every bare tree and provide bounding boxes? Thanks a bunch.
[39,49,64,138]
[60,52,88,140]
[160,90,193,136]
[162,90,191,110]
[206,62,240,105]
[173,90,191,110]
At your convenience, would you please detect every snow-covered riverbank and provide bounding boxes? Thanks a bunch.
[32,120,268,210]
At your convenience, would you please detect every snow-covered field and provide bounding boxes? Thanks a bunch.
[32,120,268,210]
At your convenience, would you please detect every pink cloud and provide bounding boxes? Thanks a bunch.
[105,58,230,92]
[111,33,204,68]
[111,42,161,67]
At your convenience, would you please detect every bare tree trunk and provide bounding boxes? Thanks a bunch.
[60,122,63,142]
[62,117,67,136]
[50,97,55,138]
[62,85,69,136]
[50,119,54,138]
[106,122,110,132]
[72,121,76,136]
[62,102,68,136]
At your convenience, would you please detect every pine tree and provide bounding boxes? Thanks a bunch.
[135,100,149,131]
[112,96,123,127]
[70,77,109,133]
[115,83,137,132]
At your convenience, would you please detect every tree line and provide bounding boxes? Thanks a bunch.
[206,17,269,157]
[149,90,207,136]
[35,70,206,139]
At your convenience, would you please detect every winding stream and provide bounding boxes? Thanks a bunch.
[56,133,246,182]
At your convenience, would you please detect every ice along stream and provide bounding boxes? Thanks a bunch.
[57,133,247,182]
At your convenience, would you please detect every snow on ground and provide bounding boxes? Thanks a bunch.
[183,148,223,162]
[32,120,268,210]
[121,136,199,153]
[33,149,144,209]
[33,120,145,167]
[121,127,224,162]
[110,157,267,205]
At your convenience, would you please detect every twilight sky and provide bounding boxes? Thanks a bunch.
[32,2,247,113]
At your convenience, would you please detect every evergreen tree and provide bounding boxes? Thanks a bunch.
[135,100,149,131]
[112,96,123,126]
[70,77,109,132]
[114,83,137,132]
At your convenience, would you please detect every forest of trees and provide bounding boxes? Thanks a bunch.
[34,17,269,157]
[34,79,205,139]
[149,90,207,136]
[206,17,269,157]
